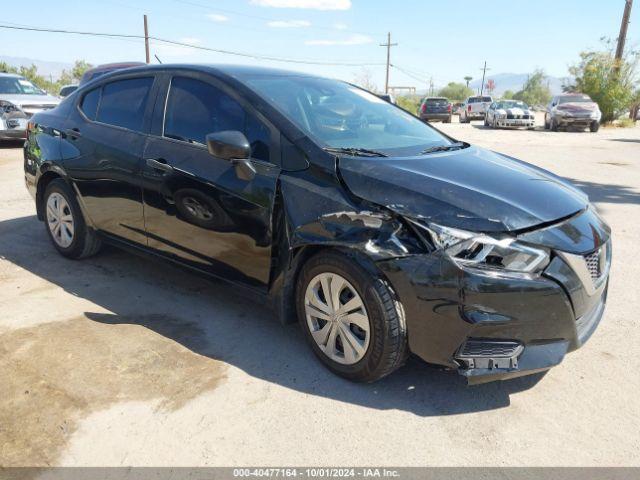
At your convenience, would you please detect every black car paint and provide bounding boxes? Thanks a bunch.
[24,64,610,383]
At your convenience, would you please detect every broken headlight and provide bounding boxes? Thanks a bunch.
[418,222,550,273]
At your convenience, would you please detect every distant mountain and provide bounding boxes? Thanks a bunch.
[468,73,568,96]
[0,55,73,80]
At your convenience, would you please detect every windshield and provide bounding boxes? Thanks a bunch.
[496,100,528,109]
[0,76,45,95]
[469,96,492,103]
[245,76,454,155]
[558,95,592,103]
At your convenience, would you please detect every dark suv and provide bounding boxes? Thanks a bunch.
[24,65,611,384]
[418,97,452,123]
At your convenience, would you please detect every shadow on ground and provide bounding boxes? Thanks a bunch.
[0,215,547,419]
[0,140,24,149]
[565,177,640,206]
[608,138,640,143]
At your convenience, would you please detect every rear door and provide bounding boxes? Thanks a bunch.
[141,72,280,290]
[62,75,158,244]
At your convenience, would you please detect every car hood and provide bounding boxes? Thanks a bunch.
[338,145,588,232]
[497,107,532,116]
[0,94,60,107]
[557,102,598,113]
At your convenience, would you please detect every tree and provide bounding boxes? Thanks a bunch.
[513,69,552,106]
[502,90,515,100]
[352,68,377,92]
[438,82,474,102]
[59,60,93,85]
[463,76,472,88]
[567,40,639,123]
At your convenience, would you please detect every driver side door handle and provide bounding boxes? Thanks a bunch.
[145,158,173,173]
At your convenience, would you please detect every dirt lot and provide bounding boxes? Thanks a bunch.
[1,118,639,467]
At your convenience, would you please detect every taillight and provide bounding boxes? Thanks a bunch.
[447,104,452,112]
[468,105,472,112]
[421,103,427,113]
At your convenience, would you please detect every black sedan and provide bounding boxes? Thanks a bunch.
[24,65,611,384]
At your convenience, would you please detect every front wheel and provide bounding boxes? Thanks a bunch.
[590,120,600,132]
[297,251,407,382]
[43,179,101,259]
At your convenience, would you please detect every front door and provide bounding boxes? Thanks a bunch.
[141,74,280,290]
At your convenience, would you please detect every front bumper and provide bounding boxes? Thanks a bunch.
[495,117,535,128]
[376,211,611,384]
[556,116,598,127]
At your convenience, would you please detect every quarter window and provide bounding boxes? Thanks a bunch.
[96,77,153,132]
[164,76,271,163]
[80,88,100,120]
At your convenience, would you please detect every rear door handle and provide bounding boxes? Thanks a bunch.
[145,158,173,173]
[65,128,81,139]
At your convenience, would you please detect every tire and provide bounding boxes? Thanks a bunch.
[43,179,101,259]
[443,116,451,124]
[492,116,499,129]
[296,250,408,382]
[544,115,550,130]
[590,121,600,132]
[460,112,468,123]
[550,117,559,132]
[484,115,489,126]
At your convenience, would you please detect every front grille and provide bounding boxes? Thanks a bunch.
[458,340,522,358]
[506,114,531,119]
[584,250,601,280]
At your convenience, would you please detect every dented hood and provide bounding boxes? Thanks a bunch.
[338,146,588,232]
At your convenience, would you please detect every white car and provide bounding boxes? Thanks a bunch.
[485,100,535,129]
[0,73,60,140]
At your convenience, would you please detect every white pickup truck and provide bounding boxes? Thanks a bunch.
[459,95,493,123]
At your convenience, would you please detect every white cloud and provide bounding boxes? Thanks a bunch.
[305,34,373,46]
[250,0,351,10]
[267,19,311,28]
[207,13,229,22]
[333,22,348,30]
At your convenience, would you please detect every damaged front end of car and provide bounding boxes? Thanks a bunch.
[0,100,29,140]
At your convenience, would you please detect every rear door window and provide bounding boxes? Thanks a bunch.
[164,76,272,163]
[80,88,101,121]
[96,77,153,132]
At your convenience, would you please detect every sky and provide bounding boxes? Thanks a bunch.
[1,0,638,91]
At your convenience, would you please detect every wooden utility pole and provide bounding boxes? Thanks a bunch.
[144,14,150,64]
[380,32,397,94]
[479,61,490,96]
[615,0,633,63]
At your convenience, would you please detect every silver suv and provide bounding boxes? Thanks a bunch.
[0,73,60,140]
[545,93,601,132]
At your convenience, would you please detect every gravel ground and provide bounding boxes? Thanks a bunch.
[1,117,639,467]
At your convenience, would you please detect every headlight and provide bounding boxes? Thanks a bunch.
[0,100,21,116]
[590,110,600,119]
[415,222,550,274]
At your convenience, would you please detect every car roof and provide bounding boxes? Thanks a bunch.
[99,63,318,80]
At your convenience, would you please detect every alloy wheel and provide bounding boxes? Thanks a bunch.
[304,272,371,365]
[46,192,74,248]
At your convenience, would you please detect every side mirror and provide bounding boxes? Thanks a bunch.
[205,130,256,181]
[206,130,250,160]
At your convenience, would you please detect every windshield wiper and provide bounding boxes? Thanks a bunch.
[323,147,389,157]
[419,141,467,155]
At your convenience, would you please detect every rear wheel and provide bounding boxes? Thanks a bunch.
[297,251,407,382]
[43,179,101,259]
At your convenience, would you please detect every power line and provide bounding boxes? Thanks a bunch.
[0,23,385,67]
